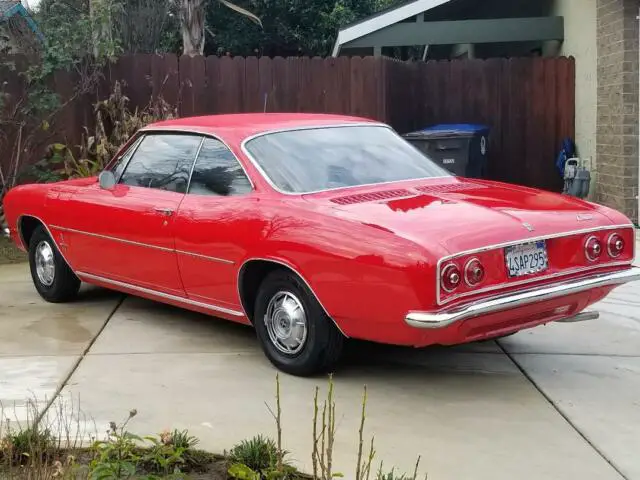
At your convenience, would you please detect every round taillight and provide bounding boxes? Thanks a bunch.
[585,236,603,262]
[441,263,462,292]
[464,258,485,286]
[607,233,625,258]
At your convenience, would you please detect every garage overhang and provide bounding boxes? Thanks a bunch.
[332,0,564,57]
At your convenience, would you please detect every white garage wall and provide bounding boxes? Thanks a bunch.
[547,0,598,197]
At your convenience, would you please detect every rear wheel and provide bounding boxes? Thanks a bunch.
[253,269,344,377]
[28,225,80,303]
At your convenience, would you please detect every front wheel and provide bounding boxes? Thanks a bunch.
[28,225,80,303]
[253,269,344,377]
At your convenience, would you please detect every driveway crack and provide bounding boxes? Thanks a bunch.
[36,294,126,424]
[497,340,630,480]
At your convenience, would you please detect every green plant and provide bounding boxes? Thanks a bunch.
[1,425,56,465]
[229,435,284,472]
[33,80,178,182]
[375,457,424,480]
[89,410,142,479]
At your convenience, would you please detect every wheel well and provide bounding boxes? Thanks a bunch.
[238,260,293,323]
[19,216,43,248]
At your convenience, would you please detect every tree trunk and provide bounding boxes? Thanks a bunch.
[181,0,206,56]
[89,0,113,57]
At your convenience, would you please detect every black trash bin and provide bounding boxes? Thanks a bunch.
[403,124,490,179]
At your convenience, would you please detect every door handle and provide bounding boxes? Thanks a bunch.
[154,207,174,217]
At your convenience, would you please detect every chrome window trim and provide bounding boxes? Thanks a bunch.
[76,271,245,318]
[139,126,256,191]
[116,131,205,193]
[436,223,636,306]
[237,257,348,338]
[185,136,206,193]
[239,123,453,196]
[112,135,145,184]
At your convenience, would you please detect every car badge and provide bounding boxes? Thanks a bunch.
[522,222,534,232]
[576,214,593,221]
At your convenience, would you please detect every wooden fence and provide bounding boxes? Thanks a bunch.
[0,54,575,192]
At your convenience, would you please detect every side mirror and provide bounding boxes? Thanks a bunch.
[98,170,116,190]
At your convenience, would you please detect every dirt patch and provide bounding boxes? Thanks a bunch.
[0,236,27,265]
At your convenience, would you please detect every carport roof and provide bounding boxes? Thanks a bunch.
[332,0,453,56]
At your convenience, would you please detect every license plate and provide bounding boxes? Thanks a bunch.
[505,240,548,278]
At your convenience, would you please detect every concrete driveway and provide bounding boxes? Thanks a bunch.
[1,238,639,480]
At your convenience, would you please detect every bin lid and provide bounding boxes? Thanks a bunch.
[404,123,490,139]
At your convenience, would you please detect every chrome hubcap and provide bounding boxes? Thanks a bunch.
[35,240,55,287]
[264,291,308,355]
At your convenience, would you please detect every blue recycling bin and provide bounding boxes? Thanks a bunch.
[403,124,490,179]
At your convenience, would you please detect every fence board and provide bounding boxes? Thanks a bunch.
[0,54,575,192]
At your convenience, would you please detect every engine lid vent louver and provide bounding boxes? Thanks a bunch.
[414,182,487,194]
[330,189,414,205]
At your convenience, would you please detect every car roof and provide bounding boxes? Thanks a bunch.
[143,113,382,140]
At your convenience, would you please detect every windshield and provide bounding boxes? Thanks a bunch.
[243,125,452,194]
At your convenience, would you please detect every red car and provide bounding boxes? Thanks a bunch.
[3,113,639,376]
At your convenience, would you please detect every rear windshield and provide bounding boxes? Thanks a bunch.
[243,125,451,194]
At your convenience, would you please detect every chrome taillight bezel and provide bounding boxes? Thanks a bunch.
[585,235,603,262]
[441,263,462,292]
[464,257,485,287]
[606,232,625,258]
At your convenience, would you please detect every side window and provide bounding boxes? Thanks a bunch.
[188,138,252,196]
[119,134,203,193]
[110,136,142,181]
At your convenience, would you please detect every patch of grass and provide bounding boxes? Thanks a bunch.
[0,236,26,265]
[229,434,288,472]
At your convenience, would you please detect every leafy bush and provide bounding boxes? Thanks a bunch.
[31,80,177,182]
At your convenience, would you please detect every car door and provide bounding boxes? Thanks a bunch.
[64,132,203,297]
[173,136,257,313]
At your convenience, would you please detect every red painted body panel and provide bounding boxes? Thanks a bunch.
[3,113,637,349]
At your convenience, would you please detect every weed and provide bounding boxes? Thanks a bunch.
[229,435,285,472]
[88,410,142,479]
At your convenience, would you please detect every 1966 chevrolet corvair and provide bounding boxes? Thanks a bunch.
[3,113,639,376]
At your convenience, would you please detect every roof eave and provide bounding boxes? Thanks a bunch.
[332,0,452,56]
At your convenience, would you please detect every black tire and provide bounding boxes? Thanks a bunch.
[28,225,80,303]
[253,269,344,377]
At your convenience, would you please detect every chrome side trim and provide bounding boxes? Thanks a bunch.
[77,271,245,317]
[406,267,640,329]
[237,257,349,337]
[51,226,174,253]
[49,226,237,264]
[17,215,75,268]
[436,224,636,305]
[176,249,235,265]
[239,123,453,196]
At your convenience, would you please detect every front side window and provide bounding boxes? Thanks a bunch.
[188,138,252,196]
[119,133,203,193]
[110,136,143,181]
[244,125,451,194]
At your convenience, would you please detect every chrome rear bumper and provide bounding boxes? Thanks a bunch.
[405,267,640,329]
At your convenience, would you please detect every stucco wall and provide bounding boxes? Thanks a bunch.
[548,0,599,197]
